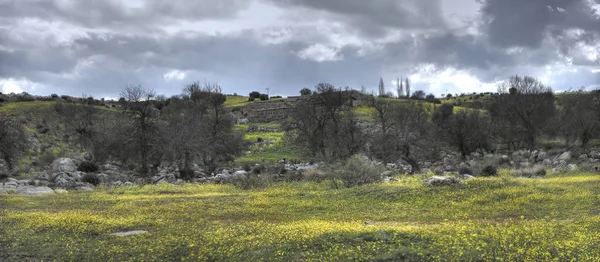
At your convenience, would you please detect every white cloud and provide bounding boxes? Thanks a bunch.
[410,65,499,95]
[163,70,187,81]
[296,43,344,62]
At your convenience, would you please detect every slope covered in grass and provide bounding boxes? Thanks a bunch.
[2,171,600,261]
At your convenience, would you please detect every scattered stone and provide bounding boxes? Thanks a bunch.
[74,186,94,191]
[425,176,463,187]
[0,187,6,194]
[110,230,149,237]
[558,152,572,161]
[51,158,77,173]
[233,170,248,176]
[54,189,68,194]
[537,151,548,161]
[15,186,55,196]
[463,174,475,179]
[123,181,135,187]
[542,159,552,166]
[579,154,589,161]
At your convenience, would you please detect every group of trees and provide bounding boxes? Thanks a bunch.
[53,83,246,179]
[248,91,269,101]
[289,75,600,171]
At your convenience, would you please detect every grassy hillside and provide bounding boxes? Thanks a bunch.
[2,171,600,261]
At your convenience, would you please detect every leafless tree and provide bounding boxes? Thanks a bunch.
[488,75,555,149]
[119,85,157,176]
[559,88,600,147]
[0,113,28,171]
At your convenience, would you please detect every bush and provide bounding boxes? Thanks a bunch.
[458,166,474,175]
[252,165,265,175]
[242,164,252,172]
[259,94,269,101]
[230,173,271,190]
[514,166,546,177]
[77,161,99,173]
[51,94,59,99]
[81,173,100,186]
[329,155,386,188]
[480,165,498,177]
[248,97,255,102]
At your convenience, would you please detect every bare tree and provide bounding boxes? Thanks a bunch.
[559,88,600,147]
[443,110,492,159]
[369,101,434,173]
[378,77,385,97]
[0,113,28,172]
[488,75,555,149]
[119,85,157,176]
[289,83,363,160]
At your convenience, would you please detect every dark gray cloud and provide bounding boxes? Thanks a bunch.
[267,0,448,37]
[0,0,250,31]
[0,0,599,97]
[480,0,600,48]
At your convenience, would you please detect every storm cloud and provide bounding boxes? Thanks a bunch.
[0,0,599,97]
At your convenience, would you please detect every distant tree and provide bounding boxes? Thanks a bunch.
[432,103,454,127]
[396,77,404,98]
[411,90,426,100]
[0,113,28,172]
[378,77,385,97]
[425,93,436,102]
[259,94,269,101]
[249,91,261,101]
[289,83,364,160]
[446,94,453,98]
[559,88,600,147]
[300,88,312,96]
[159,82,246,177]
[405,78,411,98]
[368,101,434,173]
[443,110,492,159]
[488,75,555,149]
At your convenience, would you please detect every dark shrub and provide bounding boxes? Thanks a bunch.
[480,165,498,177]
[252,165,265,174]
[179,169,194,181]
[81,173,100,186]
[242,164,252,172]
[77,161,99,173]
[259,94,269,101]
[248,97,255,102]
[329,155,386,188]
[458,166,474,175]
[0,172,8,180]
[51,94,59,99]
[249,91,261,99]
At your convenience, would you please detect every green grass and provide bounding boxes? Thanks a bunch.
[2,172,600,261]
[224,96,252,108]
[236,130,305,164]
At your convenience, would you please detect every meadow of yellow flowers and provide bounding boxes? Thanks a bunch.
[2,172,600,261]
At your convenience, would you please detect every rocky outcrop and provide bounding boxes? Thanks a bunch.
[425,176,463,187]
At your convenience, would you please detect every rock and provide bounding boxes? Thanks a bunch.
[519,162,531,168]
[558,152,572,161]
[15,186,55,196]
[425,176,463,187]
[111,181,123,187]
[97,173,109,183]
[484,154,494,159]
[499,155,511,165]
[123,181,135,187]
[3,180,18,188]
[579,154,589,161]
[236,118,250,124]
[101,164,120,172]
[381,170,395,177]
[83,152,94,162]
[110,230,148,237]
[463,174,475,179]
[568,164,578,170]
[51,158,77,173]
[542,159,553,166]
[444,165,454,171]
[590,152,600,160]
[54,189,68,194]
[537,151,548,161]
[233,170,248,176]
[151,173,176,184]
[74,186,94,191]
[0,187,6,194]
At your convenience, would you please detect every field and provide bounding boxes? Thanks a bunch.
[2,171,600,261]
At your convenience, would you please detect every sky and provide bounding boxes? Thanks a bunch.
[1,0,599,98]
